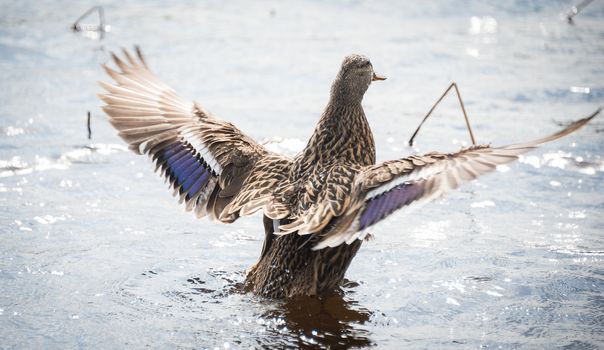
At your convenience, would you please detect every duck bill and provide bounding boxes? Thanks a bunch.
[372,72,386,81]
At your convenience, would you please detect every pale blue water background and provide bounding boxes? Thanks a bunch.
[1,1,603,348]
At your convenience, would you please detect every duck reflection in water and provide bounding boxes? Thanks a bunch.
[259,285,373,348]
[186,274,373,348]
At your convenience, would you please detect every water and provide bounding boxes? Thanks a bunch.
[1,1,603,348]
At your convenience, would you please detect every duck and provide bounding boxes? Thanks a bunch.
[99,47,597,298]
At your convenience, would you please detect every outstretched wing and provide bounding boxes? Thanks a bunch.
[312,112,597,249]
[99,48,291,222]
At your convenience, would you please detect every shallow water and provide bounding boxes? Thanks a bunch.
[1,1,604,348]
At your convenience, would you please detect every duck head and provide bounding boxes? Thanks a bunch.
[330,54,386,104]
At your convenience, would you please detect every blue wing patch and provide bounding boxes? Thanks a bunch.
[156,141,217,201]
[358,182,426,230]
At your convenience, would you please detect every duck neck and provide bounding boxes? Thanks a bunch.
[297,95,376,170]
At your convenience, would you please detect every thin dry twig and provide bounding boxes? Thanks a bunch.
[71,6,107,40]
[408,82,476,147]
[566,0,595,24]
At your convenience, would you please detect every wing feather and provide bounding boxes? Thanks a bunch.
[312,111,598,250]
[99,48,292,222]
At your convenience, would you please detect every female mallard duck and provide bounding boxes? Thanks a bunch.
[99,48,596,298]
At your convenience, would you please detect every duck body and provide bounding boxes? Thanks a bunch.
[247,88,377,297]
[99,48,597,299]
[245,217,363,297]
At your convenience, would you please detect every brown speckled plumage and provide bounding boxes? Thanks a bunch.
[99,48,597,298]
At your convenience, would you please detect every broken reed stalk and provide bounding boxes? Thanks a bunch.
[408,82,477,147]
[567,0,595,24]
[71,6,106,40]
[87,111,92,139]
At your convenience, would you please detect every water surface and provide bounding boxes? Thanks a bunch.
[1,1,603,348]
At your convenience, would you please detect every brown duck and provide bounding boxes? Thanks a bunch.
[99,48,597,298]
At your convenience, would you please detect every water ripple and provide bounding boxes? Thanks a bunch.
[0,143,126,177]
